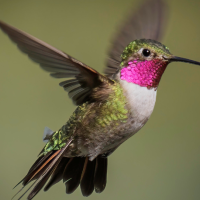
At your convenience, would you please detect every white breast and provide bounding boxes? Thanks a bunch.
[119,77,157,132]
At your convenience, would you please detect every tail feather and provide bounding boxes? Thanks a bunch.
[63,157,85,194]
[13,146,108,199]
[80,158,96,196]
[13,151,53,190]
[17,181,37,200]
[44,157,70,191]
[28,150,48,173]
[27,137,73,200]
[13,138,73,200]
[23,151,54,186]
[94,156,107,193]
[17,151,60,200]
[27,164,57,200]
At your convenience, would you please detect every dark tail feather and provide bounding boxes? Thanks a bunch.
[17,181,37,200]
[27,164,57,200]
[80,158,96,196]
[27,137,73,200]
[13,151,59,200]
[44,157,70,191]
[29,149,46,172]
[12,138,73,200]
[94,156,107,193]
[13,151,53,190]
[22,151,54,186]
[13,148,108,199]
[44,155,107,197]
[63,157,85,194]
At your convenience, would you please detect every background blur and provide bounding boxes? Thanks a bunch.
[0,0,200,199]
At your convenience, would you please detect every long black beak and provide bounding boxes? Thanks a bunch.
[168,56,200,66]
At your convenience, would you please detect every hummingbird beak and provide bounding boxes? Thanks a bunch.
[165,56,200,66]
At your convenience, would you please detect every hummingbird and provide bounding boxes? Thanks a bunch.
[1,0,200,199]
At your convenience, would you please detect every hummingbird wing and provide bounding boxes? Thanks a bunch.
[0,21,114,105]
[105,0,168,77]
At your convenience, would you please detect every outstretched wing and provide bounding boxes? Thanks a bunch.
[0,21,114,105]
[105,0,168,77]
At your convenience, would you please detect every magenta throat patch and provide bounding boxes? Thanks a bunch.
[120,60,167,88]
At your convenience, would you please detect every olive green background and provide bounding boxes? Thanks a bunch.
[0,0,200,199]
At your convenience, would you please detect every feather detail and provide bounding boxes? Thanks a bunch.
[94,156,107,193]
[12,138,73,200]
[22,151,54,186]
[0,20,114,105]
[63,157,85,194]
[80,158,96,196]
[44,157,70,191]
[26,138,73,200]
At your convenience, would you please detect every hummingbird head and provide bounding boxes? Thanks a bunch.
[120,39,200,89]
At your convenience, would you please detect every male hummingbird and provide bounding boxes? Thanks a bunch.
[1,0,200,199]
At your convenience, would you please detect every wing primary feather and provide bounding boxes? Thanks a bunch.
[59,79,79,87]
[72,88,91,105]
[68,87,84,99]
[50,72,78,78]
[0,20,114,105]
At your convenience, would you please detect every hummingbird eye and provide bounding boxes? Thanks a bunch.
[142,49,151,57]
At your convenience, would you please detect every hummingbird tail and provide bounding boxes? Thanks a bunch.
[13,147,107,199]
[12,138,73,200]
[44,155,108,196]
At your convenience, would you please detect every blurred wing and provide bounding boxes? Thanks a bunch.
[105,0,168,77]
[0,21,113,105]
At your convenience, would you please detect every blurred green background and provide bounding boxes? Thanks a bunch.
[0,0,200,199]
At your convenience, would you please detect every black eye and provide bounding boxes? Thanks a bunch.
[142,49,151,57]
